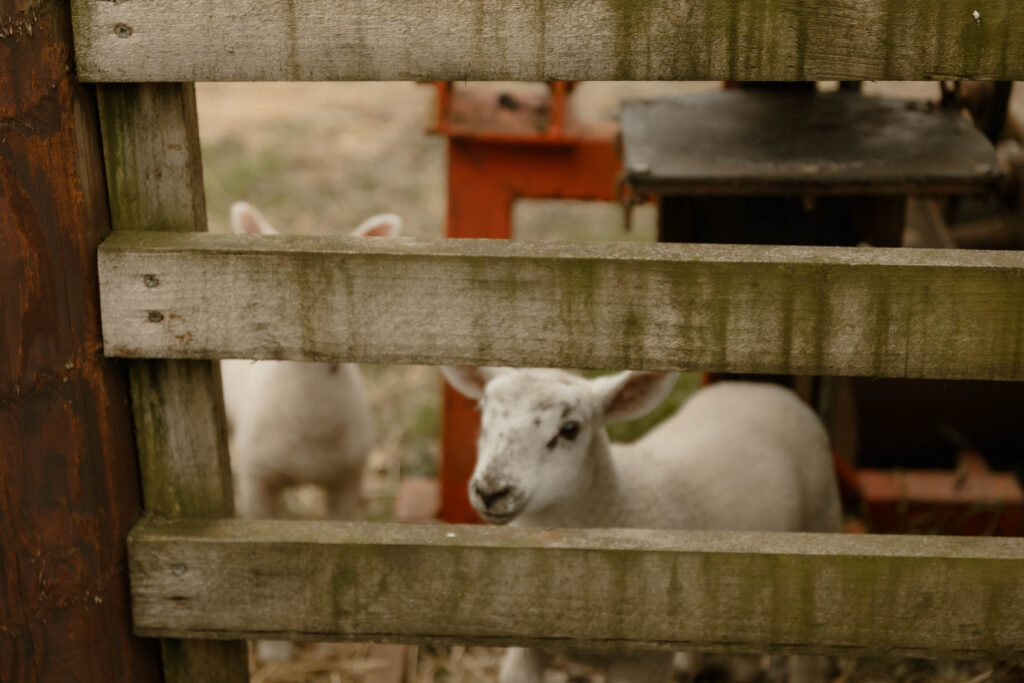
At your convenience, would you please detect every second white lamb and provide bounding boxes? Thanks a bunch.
[222,202,401,661]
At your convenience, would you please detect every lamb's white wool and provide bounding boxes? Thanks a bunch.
[441,366,842,683]
[222,203,401,662]
[220,359,374,520]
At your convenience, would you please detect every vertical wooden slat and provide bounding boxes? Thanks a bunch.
[96,82,248,682]
[0,1,163,680]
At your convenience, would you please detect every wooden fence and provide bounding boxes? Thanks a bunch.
[73,0,1024,82]
[42,0,1024,680]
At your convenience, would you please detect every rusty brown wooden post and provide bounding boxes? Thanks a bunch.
[0,0,163,680]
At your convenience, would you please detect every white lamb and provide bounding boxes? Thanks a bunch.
[441,367,842,683]
[221,202,400,660]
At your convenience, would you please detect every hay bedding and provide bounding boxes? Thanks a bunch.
[250,643,381,683]
[251,644,1023,682]
[248,644,508,683]
[250,644,592,682]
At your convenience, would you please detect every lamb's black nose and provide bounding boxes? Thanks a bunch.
[474,484,512,509]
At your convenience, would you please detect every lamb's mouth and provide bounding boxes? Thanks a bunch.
[481,509,521,525]
[478,498,529,525]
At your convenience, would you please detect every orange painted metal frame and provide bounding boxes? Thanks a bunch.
[434,82,623,522]
[855,452,1024,536]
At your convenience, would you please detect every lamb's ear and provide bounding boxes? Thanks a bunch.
[591,371,678,423]
[439,366,507,400]
[230,201,278,235]
[351,213,403,237]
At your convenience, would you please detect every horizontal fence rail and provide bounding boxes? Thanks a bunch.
[99,231,1024,381]
[71,0,1024,82]
[130,518,1024,658]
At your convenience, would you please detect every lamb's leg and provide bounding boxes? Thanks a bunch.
[256,639,295,662]
[499,647,548,683]
[673,651,703,678]
[788,655,833,683]
[325,476,362,521]
[724,654,765,682]
[235,472,284,520]
[606,652,673,683]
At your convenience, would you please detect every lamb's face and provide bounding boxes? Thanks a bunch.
[469,370,600,524]
[442,365,679,525]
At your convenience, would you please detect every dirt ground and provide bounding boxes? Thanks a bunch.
[195,81,1023,683]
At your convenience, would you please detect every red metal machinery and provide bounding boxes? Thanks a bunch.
[431,81,623,522]
[834,451,1024,536]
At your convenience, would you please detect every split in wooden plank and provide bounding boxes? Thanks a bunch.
[97,83,249,681]
[70,0,1024,82]
[128,518,1024,659]
[98,231,1024,381]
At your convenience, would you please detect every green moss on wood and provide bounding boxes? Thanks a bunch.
[128,518,1024,655]
[71,0,1024,81]
[129,361,235,518]
[98,231,1024,379]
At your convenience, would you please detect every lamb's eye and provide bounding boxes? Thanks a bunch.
[546,421,581,449]
[559,421,580,441]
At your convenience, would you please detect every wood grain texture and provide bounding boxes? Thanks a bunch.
[97,84,237,517]
[96,83,248,681]
[98,232,1024,381]
[127,359,235,519]
[70,0,1024,82]
[129,518,1024,659]
[0,1,163,680]
[97,83,207,231]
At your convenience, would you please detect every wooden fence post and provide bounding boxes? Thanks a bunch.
[0,1,163,680]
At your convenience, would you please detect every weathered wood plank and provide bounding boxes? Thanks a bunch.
[129,518,1024,659]
[70,0,1024,82]
[126,360,235,519]
[98,232,1024,381]
[97,84,207,231]
[96,84,249,681]
[0,1,163,679]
